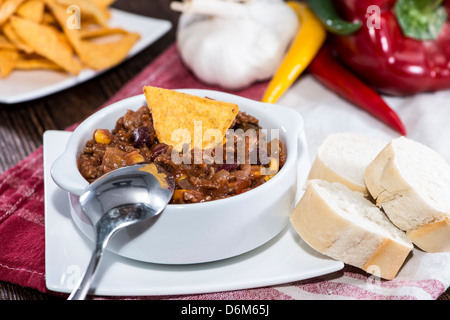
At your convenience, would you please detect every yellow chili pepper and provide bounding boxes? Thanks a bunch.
[261,2,326,104]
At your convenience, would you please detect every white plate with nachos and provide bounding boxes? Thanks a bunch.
[0,6,171,104]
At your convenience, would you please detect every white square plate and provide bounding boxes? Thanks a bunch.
[0,9,171,104]
[43,130,343,297]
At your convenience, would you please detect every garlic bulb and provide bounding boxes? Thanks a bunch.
[171,0,299,90]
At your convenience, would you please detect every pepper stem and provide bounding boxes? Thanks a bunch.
[424,0,443,14]
[395,0,448,40]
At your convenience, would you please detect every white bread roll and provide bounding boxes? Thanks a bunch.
[290,180,413,280]
[308,133,386,196]
[365,136,450,253]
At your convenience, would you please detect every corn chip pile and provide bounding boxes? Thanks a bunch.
[0,0,140,78]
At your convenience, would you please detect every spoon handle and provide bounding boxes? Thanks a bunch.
[67,247,104,300]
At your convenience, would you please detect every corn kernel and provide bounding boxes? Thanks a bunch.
[260,157,279,177]
[94,129,111,145]
[129,153,145,164]
[251,165,262,178]
[176,173,187,182]
[173,189,186,201]
[264,174,275,182]
[269,157,279,174]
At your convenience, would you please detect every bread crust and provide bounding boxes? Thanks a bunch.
[407,218,450,253]
[365,138,450,252]
[290,181,412,280]
[363,238,411,280]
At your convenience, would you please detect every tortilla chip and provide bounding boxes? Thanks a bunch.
[3,21,34,53]
[44,0,81,47]
[0,34,16,50]
[143,86,239,151]
[89,0,114,8]
[9,16,82,74]
[45,0,138,70]
[76,32,139,70]
[56,0,108,26]
[0,0,25,26]
[79,26,127,39]
[0,49,18,77]
[16,54,63,70]
[16,0,44,23]
[0,0,136,78]
[41,11,57,25]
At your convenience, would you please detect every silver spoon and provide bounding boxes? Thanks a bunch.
[68,163,174,300]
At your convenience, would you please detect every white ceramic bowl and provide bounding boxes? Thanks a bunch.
[51,89,309,264]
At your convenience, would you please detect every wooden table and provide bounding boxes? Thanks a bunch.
[0,0,448,300]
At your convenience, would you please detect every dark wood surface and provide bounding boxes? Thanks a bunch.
[0,0,448,300]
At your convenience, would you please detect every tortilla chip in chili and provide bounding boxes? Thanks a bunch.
[143,86,239,152]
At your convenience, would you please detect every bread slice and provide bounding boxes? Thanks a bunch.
[365,136,450,252]
[290,180,413,280]
[308,133,386,196]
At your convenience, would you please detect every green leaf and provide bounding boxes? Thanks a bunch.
[395,0,448,40]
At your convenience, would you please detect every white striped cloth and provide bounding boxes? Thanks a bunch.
[145,249,449,300]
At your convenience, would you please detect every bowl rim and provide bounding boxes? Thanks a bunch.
[52,89,305,206]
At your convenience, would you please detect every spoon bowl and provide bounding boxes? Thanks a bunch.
[68,163,174,300]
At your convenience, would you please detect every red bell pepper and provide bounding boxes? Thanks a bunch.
[309,45,407,135]
[315,0,450,96]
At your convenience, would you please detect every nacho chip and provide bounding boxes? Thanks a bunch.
[79,26,127,39]
[143,86,239,151]
[45,0,139,70]
[44,0,81,47]
[56,0,108,26]
[0,49,18,77]
[76,32,139,70]
[3,21,34,53]
[89,0,114,8]
[9,16,82,74]
[16,0,44,23]
[41,11,57,26]
[0,0,25,26]
[16,54,63,71]
[0,34,15,50]
[0,0,137,78]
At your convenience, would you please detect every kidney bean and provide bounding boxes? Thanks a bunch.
[132,127,152,147]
